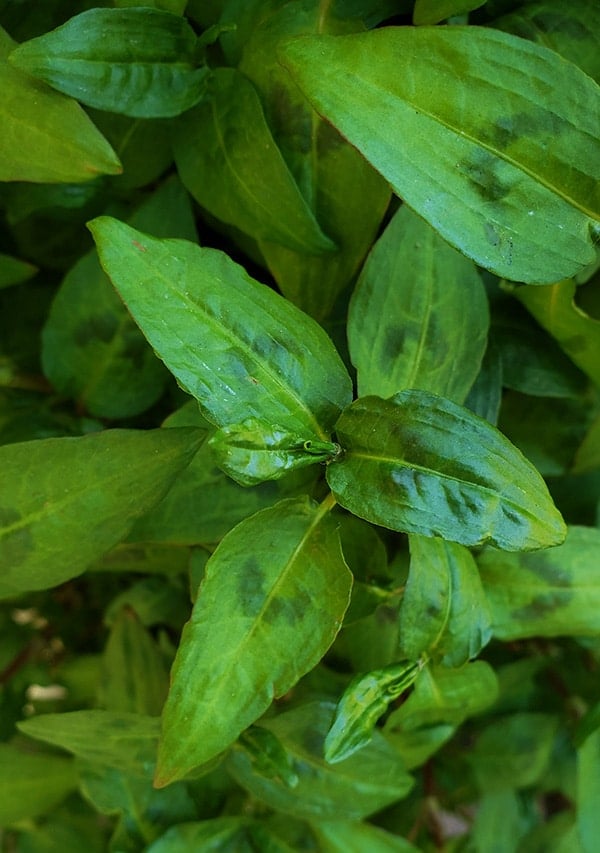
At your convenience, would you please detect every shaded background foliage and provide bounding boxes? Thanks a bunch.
[1,0,600,851]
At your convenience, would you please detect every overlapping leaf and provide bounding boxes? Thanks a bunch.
[89,217,352,438]
[155,497,352,785]
[280,26,600,283]
[326,391,566,550]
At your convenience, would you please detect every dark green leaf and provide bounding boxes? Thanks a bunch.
[327,391,566,550]
[0,252,37,290]
[574,415,600,474]
[209,418,341,486]
[146,818,263,853]
[413,0,486,25]
[348,205,488,402]
[385,661,498,730]
[227,701,413,820]
[280,27,600,283]
[469,713,559,791]
[324,661,421,763]
[311,819,419,852]
[0,744,78,826]
[0,26,121,182]
[89,217,353,437]
[174,67,335,254]
[398,535,492,667]
[0,427,203,597]
[155,497,352,785]
[478,526,600,639]
[9,8,208,118]
[577,728,600,853]
[18,711,160,777]
[464,340,503,425]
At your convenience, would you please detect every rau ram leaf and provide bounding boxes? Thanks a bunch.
[0,427,203,597]
[155,497,352,786]
[89,217,352,438]
[9,8,208,118]
[280,26,600,283]
[326,391,566,550]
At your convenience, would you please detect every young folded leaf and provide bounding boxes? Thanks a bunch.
[155,496,352,786]
[324,661,421,764]
[9,8,208,118]
[88,217,352,438]
[326,391,566,551]
[209,418,341,486]
[280,27,600,284]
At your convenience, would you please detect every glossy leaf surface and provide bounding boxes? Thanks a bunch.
[348,205,488,402]
[324,661,421,763]
[156,497,352,785]
[478,526,600,639]
[281,26,600,283]
[9,8,208,118]
[0,744,77,826]
[0,27,121,182]
[399,535,492,667]
[327,392,566,550]
[89,217,352,438]
[227,701,413,820]
[209,418,341,486]
[0,427,202,597]
[174,67,335,254]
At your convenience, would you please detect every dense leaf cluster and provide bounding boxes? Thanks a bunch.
[1,0,599,850]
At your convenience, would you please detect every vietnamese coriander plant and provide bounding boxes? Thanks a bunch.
[1,0,600,850]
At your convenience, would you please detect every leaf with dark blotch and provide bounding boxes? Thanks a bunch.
[155,497,352,786]
[0,427,203,597]
[327,391,566,550]
[280,27,600,283]
[9,8,208,118]
[89,217,352,438]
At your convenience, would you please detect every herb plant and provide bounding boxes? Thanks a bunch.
[1,1,600,850]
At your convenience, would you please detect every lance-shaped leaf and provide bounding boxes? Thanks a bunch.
[89,217,352,438]
[280,26,600,283]
[348,204,488,402]
[155,497,352,786]
[478,526,600,640]
[226,701,413,820]
[174,67,335,255]
[324,661,421,764]
[209,418,342,486]
[0,26,121,183]
[327,391,566,550]
[0,252,37,290]
[0,427,203,598]
[398,535,492,667]
[9,8,208,118]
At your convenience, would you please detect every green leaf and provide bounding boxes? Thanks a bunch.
[0,743,78,826]
[89,217,352,437]
[413,0,486,25]
[0,252,37,290]
[42,178,195,419]
[97,608,169,716]
[227,701,413,820]
[470,790,530,853]
[239,1,391,319]
[577,728,600,853]
[349,205,488,402]
[478,526,600,639]
[18,711,160,777]
[324,661,421,763]
[494,0,600,84]
[0,427,203,598]
[398,535,492,667]
[574,415,600,474]
[0,28,121,183]
[311,819,419,852]
[469,713,559,791]
[9,8,208,118]
[280,26,600,283]
[384,724,455,770]
[174,67,335,255]
[209,418,341,486]
[385,661,498,730]
[155,496,352,786]
[327,391,566,550]
[515,280,600,388]
[464,340,503,425]
[147,818,271,853]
